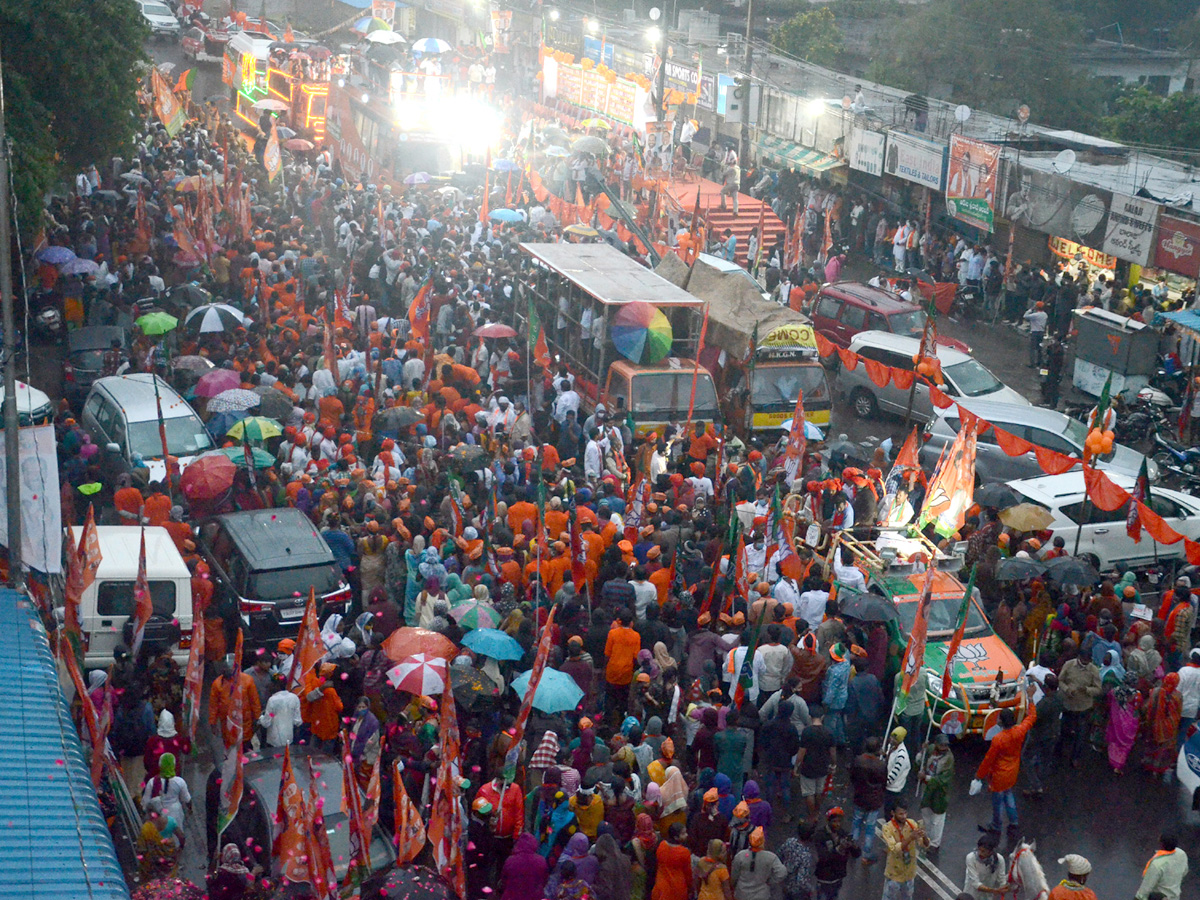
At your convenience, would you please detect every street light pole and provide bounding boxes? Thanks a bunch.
[650,7,665,123]
[739,0,754,167]
[0,42,21,589]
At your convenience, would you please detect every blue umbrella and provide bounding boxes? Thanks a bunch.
[510,668,584,713]
[489,208,524,223]
[461,627,524,660]
[60,258,100,276]
[492,159,520,172]
[206,409,249,442]
[779,418,825,440]
[37,246,76,264]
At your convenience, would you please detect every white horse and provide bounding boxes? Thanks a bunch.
[1007,840,1050,900]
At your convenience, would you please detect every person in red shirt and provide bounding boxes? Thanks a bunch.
[605,609,642,727]
[975,682,1037,835]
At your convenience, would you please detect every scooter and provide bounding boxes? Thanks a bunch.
[1151,427,1200,490]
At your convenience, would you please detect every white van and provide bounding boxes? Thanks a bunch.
[67,526,194,667]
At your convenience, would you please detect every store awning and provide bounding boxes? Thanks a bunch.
[1161,309,1200,338]
[754,135,845,173]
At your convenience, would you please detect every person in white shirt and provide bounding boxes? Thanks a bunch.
[631,566,657,620]
[964,833,1006,900]
[885,726,911,801]
[553,380,581,425]
[584,430,603,480]
[753,624,793,695]
[259,683,302,747]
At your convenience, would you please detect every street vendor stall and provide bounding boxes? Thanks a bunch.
[1071,306,1159,396]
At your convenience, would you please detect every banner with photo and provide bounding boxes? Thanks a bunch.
[372,0,395,24]
[0,425,62,574]
[1103,193,1159,265]
[946,134,999,232]
[1004,165,1112,250]
[848,127,886,177]
[883,132,946,191]
[491,9,512,53]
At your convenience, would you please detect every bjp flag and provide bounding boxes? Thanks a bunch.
[393,759,426,864]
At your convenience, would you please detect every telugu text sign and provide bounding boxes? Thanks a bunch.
[848,128,885,177]
[1103,193,1159,266]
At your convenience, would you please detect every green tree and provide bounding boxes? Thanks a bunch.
[770,7,843,67]
[1101,86,1200,155]
[1,0,148,233]
[865,0,1108,132]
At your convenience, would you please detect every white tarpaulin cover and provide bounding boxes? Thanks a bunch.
[0,425,62,574]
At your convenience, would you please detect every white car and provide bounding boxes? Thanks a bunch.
[139,0,181,38]
[1005,472,1200,571]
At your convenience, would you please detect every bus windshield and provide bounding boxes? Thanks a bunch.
[751,363,829,409]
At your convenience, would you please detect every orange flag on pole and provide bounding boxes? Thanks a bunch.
[273,747,314,889]
[393,760,426,863]
[130,528,152,657]
[287,588,323,693]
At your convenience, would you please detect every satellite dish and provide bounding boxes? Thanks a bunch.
[649,6,661,20]
[1052,149,1077,174]
[842,95,852,110]
[954,104,972,123]
[1016,104,1030,124]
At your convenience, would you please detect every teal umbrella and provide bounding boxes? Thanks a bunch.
[509,668,584,713]
[218,446,275,469]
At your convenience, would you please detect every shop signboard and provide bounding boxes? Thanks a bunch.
[848,127,886,177]
[606,79,637,125]
[1005,165,1111,251]
[642,54,715,110]
[946,134,1000,232]
[883,132,946,191]
[582,35,614,67]
[1154,214,1200,278]
[1102,193,1159,265]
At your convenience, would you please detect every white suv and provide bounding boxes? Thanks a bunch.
[139,0,181,38]
[1006,472,1200,572]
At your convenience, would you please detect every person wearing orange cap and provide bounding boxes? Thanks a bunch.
[730,825,785,897]
[648,547,672,606]
[688,462,714,501]
[496,546,524,589]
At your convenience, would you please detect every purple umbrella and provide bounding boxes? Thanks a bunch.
[36,246,76,264]
[193,368,241,398]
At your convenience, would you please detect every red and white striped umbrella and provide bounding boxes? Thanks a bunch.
[386,653,448,695]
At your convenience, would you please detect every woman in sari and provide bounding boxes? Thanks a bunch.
[657,766,688,837]
[1104,673,1141,775]
[631,813,660,900]
[652,822,693,900]
[1143,672,1182,776]
[593,833,633,900]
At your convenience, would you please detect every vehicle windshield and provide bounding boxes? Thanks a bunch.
[750,364,829,409]
[143,2,173,14]
[944,359,1003,397]
[128,416,213,459]
[888,309,926,338]
[632,372,719,417]
[895,595,990,638]
[250,564,339,601]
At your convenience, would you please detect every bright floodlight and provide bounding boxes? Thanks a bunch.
[586,18,598,33]
[647,25,661,44]
[807,98,825,117]
[649,6,661,20]
[549,8,560,20]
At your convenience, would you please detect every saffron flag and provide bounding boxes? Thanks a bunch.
[918,419,977,538]
[130,528,153,657]
[341,734,372,887]
[1127,456,1151,542]
[288,588,324,692]
[428,688,466,898]
[150,67,185,136]
[734,603,770,709]
[62,645,107,786]
[181,594,206,745]
[528,299,550,369]
[274,747,314,888]
[878,427,923,526]
[305,755,339,900]
[217,628,245,834]
[940,564,976,700]
[779,390,807,484]
[505,605,558,783]
[895,563,936,716]
[64,504,102,645]
[409,278,432,345]
[393,760,426,863]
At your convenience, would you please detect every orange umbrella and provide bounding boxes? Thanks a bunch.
[382,627,457,663]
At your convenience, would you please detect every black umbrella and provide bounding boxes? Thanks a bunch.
[365,865,453,900]
[92,189,122,202]
[165,283,213,308]
[256,390,293,420]
[836,587,898,623]
[1046,555,1100,587]
[995,556,1048,582]
[450,664,500,709]
[378,406,424,429]
[975,483,1020,510]
[446,444,490,471]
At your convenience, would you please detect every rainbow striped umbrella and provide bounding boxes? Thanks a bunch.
[611,301,674,365]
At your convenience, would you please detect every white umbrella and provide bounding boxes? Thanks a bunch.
[252,98,289,112]
[206,389,262,413]
[403,172,432,185]
[387,653,448,695]
[366,31,406,45]
[184,302,247,333]
[411,37,452,53]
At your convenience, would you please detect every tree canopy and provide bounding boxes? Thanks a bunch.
[1,0,148,232]
[864,0,1112,132]
[1100,87,1200,157]
[770,7,843,67]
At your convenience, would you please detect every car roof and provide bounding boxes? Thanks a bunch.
[68,525,189,579]
[819,282,916,312]
[215,508,333,570]
[68,326,126,352]
[935,398,1075,429]
[0,380,52,413]
[90,374,196,422]
[1006,471,1137,505]
[848,330,973,366]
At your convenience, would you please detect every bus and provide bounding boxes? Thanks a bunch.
[223,33,332,140]
[517,242,721,437]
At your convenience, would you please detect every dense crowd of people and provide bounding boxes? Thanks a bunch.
[32,47,1197,900]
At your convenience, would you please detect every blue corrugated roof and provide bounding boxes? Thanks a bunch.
[0,590,130,900]
[1161,309,1200,337]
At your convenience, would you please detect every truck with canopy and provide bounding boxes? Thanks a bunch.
[517,242,720,437]
[655,252,831,436]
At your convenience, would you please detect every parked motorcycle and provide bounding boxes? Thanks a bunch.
[1151,426,1200,490]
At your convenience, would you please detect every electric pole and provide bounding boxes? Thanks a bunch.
[739,0,754,167]
[0,42,22,589]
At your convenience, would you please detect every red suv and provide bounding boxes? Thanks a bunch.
[810,282,969,352]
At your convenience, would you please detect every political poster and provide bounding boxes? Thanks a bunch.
[0,424,62,574]
[372,0,395,25]
[151,67,185,137]
[1005,165,1111,250]
[848,128,885,177]
[883,132,946,191]
[491,9,512,53]
[946,134,1000,232]
[1103,193,1159,265]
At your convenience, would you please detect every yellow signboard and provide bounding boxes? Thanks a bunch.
[761,322,817,351]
